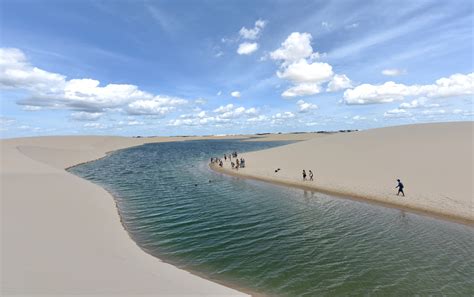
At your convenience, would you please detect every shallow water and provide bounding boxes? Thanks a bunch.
[70,140,474,296]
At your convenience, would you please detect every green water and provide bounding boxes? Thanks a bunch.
[70,140,474,296]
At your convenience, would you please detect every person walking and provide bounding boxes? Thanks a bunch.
[396,179,405,196]
[309,170,314,181]
[302,170,307,181]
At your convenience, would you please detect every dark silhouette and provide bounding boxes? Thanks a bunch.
[309,170,314,181]
[224,154,227,161]
[302,170,307,181]
[396,179,405,196]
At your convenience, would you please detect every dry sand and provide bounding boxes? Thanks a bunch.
[212,122,474,224]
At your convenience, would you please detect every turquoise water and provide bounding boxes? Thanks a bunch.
[70,140,474,296]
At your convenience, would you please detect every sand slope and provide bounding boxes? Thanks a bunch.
[213,122,473,223]
[1,136,250,296]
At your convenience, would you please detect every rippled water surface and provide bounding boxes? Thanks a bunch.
[70,140,474,296]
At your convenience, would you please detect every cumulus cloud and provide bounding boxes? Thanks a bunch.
[352,115,366,120]
[344,73,473,105]
[127,96,187,116]
[327,74,353,92]
[213,104,257,119]
[277,59,333,83]
[0,48,189,118]
[270,33,351,98]
[230,91,241,98]
[239,19,267,40]
[272,111,295,119]
[236,19,266,56]
[282,83,321,97]
[382,68,406,76]
[237,42,258,55]
[270,32,314,63]
[296,100,318,113]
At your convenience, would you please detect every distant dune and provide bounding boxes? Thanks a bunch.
[212,122,474,224]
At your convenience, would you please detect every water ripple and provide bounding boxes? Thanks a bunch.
[70,140,474,297]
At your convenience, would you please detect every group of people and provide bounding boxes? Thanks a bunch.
[210,157,224,167]
[212,154,406,197]
[231,157,245,169]
[210,152,246,169]
[302,169,314,181]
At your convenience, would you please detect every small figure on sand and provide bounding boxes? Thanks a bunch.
[396,179,405,196]
[224,154,227,161]
[309,170,314,181]
[231,162,235,169]
[302,170,307,181]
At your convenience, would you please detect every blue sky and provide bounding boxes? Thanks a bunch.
[1,0,473,138]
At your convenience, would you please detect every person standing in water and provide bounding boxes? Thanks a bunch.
[396,179,405,196]
[302,170,307,181]
[309,170,314,181]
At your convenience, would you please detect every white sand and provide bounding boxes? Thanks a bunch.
[212,122,474,224]
[1,135,253,296]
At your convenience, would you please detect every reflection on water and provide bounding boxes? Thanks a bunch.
[70,140,474,296]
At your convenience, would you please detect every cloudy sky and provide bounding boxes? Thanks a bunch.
[1,0,473,138]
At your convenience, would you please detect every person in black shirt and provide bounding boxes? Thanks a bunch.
[396,179,405,196]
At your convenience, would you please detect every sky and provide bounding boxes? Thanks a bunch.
[0,0,473,138]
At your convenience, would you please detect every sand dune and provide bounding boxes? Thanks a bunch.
[212,122,473,224]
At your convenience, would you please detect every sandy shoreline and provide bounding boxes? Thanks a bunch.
[1,132,320,296]
[210,122,473,225]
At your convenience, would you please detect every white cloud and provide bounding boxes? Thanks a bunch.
[71,111,103,121]
[230,91,241,98]
[272,111,295,119]
[0,48,66,93]
[421,109,446,115]
[127,96,187,116]
[297,100,318,113]
[398,99,439,109]
[383,108,411,118]
[0,48,190,118]
[237,42,259,55]
[270,32,314,63]
[352,115,366,120]
[239,19,267,40]
[282,83,321,97]
[216,91,222,96]
[247,115,268,123]
[344,73,473,105]
[327,74,353,92]
[195,98,207,105]
[382,68,406,76]
[277,59,333,84]
[83,122,106,129]
[217,105,258,119]
[214,103,235,113]
[270,33,351,98]
[22,105,42,111]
